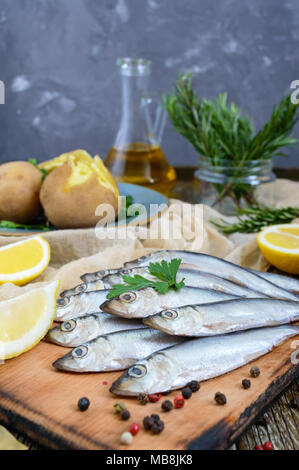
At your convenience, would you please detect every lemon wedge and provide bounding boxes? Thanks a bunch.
[0,236,50,286]
[257,224,299,274]
[0,280,60,360]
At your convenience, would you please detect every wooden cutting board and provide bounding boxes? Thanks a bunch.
[0,324,298,450]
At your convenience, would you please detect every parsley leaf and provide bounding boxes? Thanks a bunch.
[106,259,185,299]
[0,220,50,231]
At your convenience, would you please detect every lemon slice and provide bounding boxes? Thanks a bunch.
[0,236,50,285]
[0,280,60,360]
[257,224,299,274]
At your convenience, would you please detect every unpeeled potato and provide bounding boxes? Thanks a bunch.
[0,161,43,223]
[39,151,120,229]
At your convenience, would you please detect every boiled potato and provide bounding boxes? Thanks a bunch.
[39,150,120,229]
[0,161,43,223]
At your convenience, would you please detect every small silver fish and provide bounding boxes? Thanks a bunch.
[81,269,119,284]
[47,313,147,347]
[55,290,110,322]
[53,329,183,373]
[101,287,238,319]
[250,269,299,295]
[144,298,299,336]
[110,325,299,396]
[122,251,298,301]
[60,280,105,298]
[102,267,266,299]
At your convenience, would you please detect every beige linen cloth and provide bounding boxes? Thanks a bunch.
[0,178,298,449]
[0,178,298,302]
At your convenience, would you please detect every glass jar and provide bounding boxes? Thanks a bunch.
[105,58,177,196]
[194,157,276,214]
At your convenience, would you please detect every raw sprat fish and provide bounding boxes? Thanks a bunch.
[60,266,266,299]
[71,251,298,300]
[52,328,184,373]
[122,251,298,301]
[144,298,299,336]
[55,290,110,321]
[250,269,299,295]
[47,313,146,347]
[110,325,299,396]
[60,279,105,298]
[100,286,238,319]
[101,268,266,299]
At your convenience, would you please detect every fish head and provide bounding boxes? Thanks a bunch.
[81,270,111,283]
[100,288,160,318]
[53,338,111,372]
[55,295,78,321]
[144,306,201,336]
[60,283,89,298]
[110,351,177,396]
[46,319,80,346]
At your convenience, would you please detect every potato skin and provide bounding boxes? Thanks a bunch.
[40,162,119,229]
[0,161,43,223]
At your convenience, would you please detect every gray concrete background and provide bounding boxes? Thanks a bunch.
[0,0,298,167]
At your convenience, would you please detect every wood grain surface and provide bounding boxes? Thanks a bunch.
[0,324,298,450]
[0,166,298,450]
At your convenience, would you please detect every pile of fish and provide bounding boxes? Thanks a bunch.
[47,250,299,396]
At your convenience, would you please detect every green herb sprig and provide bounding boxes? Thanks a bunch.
[0,220,50,232]
[164,74,298,206]
[107,259,185,299]
[28,158,47,180]
[211,206,299,234]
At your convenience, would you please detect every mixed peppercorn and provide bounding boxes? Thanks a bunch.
[78,364,264,446]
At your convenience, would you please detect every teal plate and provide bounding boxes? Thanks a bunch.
[0,183,168,234]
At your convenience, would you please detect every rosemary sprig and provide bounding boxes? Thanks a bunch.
[164,73,298,162]
[211,206,299,234]
[164,74,298,205]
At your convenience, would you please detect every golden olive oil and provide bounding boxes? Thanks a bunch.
[105,143,177,195]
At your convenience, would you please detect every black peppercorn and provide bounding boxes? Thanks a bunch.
[242,379,251,390]
[78,397,90,411]
[138,393,149,405]
[290,398,299,409]
[162,400,174,412]
[250,366,260,378]
[121,409,130,421]
[182,387,192,399]
[151,414,160,423]
[188,380,200,393]
[215,392,227,405]
[143,416,154,431]
[152,420,164,434]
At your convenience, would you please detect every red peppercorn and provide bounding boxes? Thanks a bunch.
[263,441,274,450]
[254,445,263,450]
[148,393,162,403]
[174,395,185,408]
[129,423,140,436]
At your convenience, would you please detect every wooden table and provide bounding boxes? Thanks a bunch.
[172,166,299,451]
[1,166,299,451]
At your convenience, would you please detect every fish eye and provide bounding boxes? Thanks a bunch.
[119,292,137,303]
[57,297,70,308]
[128,364,147,378]
[72,345,88,359]
[60,320,77,333]
[161,309,178,319]
[75,284,87,294]
[97,270,108,278]
[123,269,133,274]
